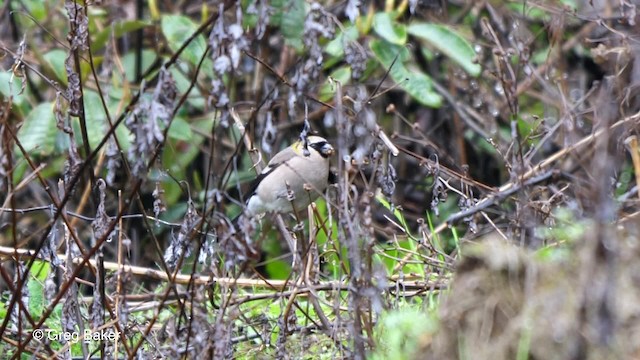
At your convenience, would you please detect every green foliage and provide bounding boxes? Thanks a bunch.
[17,102,57,155]
[373,12,407,45]
[161,14,214,77]
[92,20,150,52]
[407,23,481,77]
[274,0,307,50]
[168,64,206,110]
[26,260,50,319]
[370,308,438,360]
[80,90,113,150]
[2,0,603,357]
[325,26,359,57]
[321,7,480,108]
[374,195,425,275]
[517,115,544,146]
[13,0,48,24]
[167,116,194,141]
[318,66,351,101]
[262,229,291,279]
[121,49,158,82]
[370,39,442,107]
[0,72,29,116]
[43,49,69,85]
[315,198,345,278]
[536,208,589,246]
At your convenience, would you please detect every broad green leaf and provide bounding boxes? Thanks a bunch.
[407,23,481,76]
[270,0,285,26]
[325,26,359,57]
[27,260,50,319]
[122,49,158,82]
[81,90,109,150]
[43,49,68,85]
[0,72,29,115]
[162,134,203,182]
[161,15,210,70]
[403,72,442,108]
[103,86,133,152]
[17,102,57,155]
[373,12,407,45]
[31,259,51,282]
[370,39,442,107]
[0,300,6,319]
[169,65,205,110]
[277,0,306,50]
[370,37,411,64]
[61,89,131,153]
[168,116,194,141]
[517,116,538,146]
[319,66,351,101]
[266,260,290,280]
[19,0,47,23]
[92,20,150,52]
[242,0,259,29]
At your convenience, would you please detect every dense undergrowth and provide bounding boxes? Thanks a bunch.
[1,0,640,358]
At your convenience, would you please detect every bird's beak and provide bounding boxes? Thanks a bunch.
[322,144,334,156]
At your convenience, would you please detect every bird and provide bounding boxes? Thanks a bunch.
[242,135,335,217]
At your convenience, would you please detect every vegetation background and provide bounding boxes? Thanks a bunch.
[1,0,640,358]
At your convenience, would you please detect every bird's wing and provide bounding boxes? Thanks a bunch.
[267,146,300,167]
[244,147,298,198]
[245,166,275,198]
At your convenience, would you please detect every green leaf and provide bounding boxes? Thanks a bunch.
[169,65,205,110]
[161,15,209,69]
[17,102,57,155]
[0,300,6,320]
[168,116,194,141]
[81,90,109,150]
[265,260,290,280]
[277,0,306,50]
[370,39,442,107]
[372,309,438,360]
[315,198,345,277]
[162,134,203,182]
[242,0,259,29]
[43,49,68,85]
[319,66,351,101]
[31,260,50,282]
[407,23,481,77]
[375,195,424,275]
[373,12,407,45]
[19,0,47,23]
[121,49,158,82]
[403,73,442,108]
[27,260,50,319]
[92,20,150,52]
[376,194,412,236]
[325,26,359,57]
[0,72,29,115]
[269,0,285,26]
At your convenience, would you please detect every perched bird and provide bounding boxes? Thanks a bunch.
[243,135,335,217]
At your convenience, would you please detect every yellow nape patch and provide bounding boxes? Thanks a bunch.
[291,140,304,155]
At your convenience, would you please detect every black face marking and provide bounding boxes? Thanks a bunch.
[310,141,332,158]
